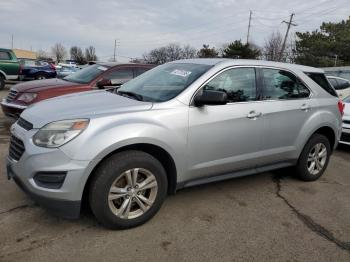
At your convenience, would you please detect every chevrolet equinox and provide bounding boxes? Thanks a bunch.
[7,59,344,229]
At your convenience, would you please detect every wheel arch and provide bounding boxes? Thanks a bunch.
[82,143,178,206]
[0,70,7,79]
[312,126,336,150]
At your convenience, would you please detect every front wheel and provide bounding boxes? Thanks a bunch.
[89,150,168,229]
[296,134,331,181]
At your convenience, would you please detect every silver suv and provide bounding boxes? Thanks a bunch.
[7,59,343,229]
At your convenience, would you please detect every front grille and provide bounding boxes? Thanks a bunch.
[340,132,350,143]
[343,120,350,125]
[6,90,18,103]
[9,135,25,161]
[17,117,33,131]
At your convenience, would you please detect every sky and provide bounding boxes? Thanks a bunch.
[0,0,349,62]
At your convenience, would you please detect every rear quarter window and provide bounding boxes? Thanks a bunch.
[304,72,338,97]
[0,51,11,60]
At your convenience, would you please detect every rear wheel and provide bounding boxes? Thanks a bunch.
[0,75,5,90]
[89,150,168,229]
[35,73,46,80]
[296,134,331,181]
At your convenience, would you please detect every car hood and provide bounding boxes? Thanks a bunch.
[21,90,153,128]
[12,78,84,92]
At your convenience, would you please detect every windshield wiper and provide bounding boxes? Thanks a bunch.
[117,90,143,101]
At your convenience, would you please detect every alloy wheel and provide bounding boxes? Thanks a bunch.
[108,168,158,219]
[307,143,327,175]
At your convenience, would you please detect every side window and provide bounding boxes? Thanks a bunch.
[135,67,151,77]
[305,72,337,97]
[104,68,133,83]
[203,67,257,102]
[0,51,11,60]
[336,79,350,90]
[262,69,310,100]
[328,78,338,88]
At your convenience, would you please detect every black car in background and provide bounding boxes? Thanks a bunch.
[19,59,56,80]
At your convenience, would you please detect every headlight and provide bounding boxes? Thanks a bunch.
[17,93,37,103]
[33,119,89,148]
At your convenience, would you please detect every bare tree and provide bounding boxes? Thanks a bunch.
[70,46,86,64]
[181,45,197,59]
[143,43,197,64]
[85,46,98,61]
[166,43,183,61]
[37,49,50,60]
[51,43,67,63]
[263,32,284,61]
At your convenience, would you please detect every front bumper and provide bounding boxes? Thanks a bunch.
[7,122,93,219]
[9,170,81,219]
[1,99,27,118]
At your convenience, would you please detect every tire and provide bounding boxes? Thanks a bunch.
[89,150,168,229]
[0,75,5,90]
[296,134,331,181]
[35,73,46,80]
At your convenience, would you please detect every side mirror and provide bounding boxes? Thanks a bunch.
[194,90,228,106]
[96,78,112,89]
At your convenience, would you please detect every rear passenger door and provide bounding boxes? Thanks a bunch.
[258,68,312,164]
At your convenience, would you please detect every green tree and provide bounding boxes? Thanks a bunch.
[295,17,350,67]
[197,44,218,58]
[222,40,260,59]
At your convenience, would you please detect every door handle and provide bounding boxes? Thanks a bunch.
[300,104,311,111]
[247,111,262,119]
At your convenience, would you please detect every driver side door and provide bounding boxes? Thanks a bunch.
[187,67,266,180]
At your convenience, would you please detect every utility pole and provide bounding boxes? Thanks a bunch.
[113,39,117,62]
[279,13,297,61]
[246,10,252,44]
[334,55,338,67]
[11,34,13,49]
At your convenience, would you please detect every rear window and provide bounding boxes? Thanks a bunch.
[305,72,337,97]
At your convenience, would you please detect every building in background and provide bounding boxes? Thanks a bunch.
[12,48,37,60]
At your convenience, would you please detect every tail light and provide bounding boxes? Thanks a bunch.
[338,100,345,116]
[49,63,56,70]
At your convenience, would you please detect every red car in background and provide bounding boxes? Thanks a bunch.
[1,63,155,118]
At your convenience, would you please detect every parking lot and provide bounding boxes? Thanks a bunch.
[0,86,349,262]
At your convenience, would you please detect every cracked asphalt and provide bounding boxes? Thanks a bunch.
[0,88,349,261]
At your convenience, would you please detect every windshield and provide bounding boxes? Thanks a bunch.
[117,63,212,102]
[64,64,109,84]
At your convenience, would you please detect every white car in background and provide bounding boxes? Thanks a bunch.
[340,95,350,146]
[327,76,350,99]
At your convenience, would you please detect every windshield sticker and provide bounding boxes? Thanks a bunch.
[170,69,192,77]
[97,66,108,71]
